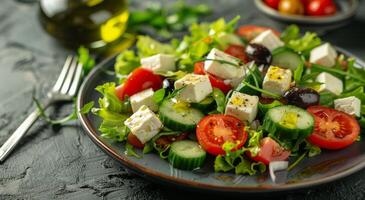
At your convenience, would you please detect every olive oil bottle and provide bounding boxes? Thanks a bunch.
[39,0,134,54]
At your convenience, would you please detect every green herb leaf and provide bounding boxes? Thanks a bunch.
[304,140,321,157]
[212,88,226,114]
[78,46,95,74]
[143,141,154,154]
[80,101,94,114]
[241,81,281,99]
[294,59,304,83]
[281,24,300,43]
[125,143,142,158]
[153,88,166,104]
[245,129,263,157]
[155,70,187,80]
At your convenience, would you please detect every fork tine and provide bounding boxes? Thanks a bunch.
[52,56,73,92]
[60,57,78,94]
[68,62,83,96]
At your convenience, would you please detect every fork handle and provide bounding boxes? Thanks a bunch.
[0,101,51,162]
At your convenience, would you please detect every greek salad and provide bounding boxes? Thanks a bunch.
[91,16,364,175]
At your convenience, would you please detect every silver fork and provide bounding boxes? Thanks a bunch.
[0,56,83,162]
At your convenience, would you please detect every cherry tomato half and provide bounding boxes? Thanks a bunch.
[224,44,249,63]
[116,68,163,101]
[248,137,291,165]
[127,133,145,149]
[264,0,280,9]
[306,0,337,16]
[307,106,360,150]
[193,62,232,94]
[236,25,280,41]
[196,114,248,156]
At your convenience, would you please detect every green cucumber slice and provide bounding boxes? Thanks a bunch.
[262,105,314,149]
[168,140,206,170]
[272,47,303,71]
[191,96,215,111]
[159,99,205,131]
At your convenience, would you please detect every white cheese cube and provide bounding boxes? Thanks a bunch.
[316,72,343,95]
[334,96,361,117]
[130,88,158,113]
[225,91,259,123]
[310,43,337,67]
[174,74,213,103]
[251,30,284,51]
[141,54,176,73]
[124,105,163,144]
[204,48,245,80]
[262,66,292,97]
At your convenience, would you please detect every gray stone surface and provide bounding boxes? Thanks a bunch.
[0,0,365,199]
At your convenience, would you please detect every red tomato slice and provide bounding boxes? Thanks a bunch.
[116,68,163,101]
[196,114,248,156]
[193,62,232,94]
[306,0,337,16]
[264,0,280,9]
[127,133,145,149]
[224,44,249,63]
[307,106,360,150]
[237,25,280,41]
[248,137,291,165]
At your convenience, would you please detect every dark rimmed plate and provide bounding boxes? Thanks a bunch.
[77,46,365,194]
[254,0,358,25]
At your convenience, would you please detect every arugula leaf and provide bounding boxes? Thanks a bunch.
[281,24,300,44]
[153,88,166,104]
[212,88,226,114]
[287,32,321,54]
[78,46,95,74]
[143,141,154,154]
[304,140,321,157]
[319,91,337,107]
[136,36,175,57]
[294,59,304,83]
[114,50,140,76]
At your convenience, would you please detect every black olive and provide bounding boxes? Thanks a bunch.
[245,43,272,67]
[163,78,175,93]
[284,87,320,109]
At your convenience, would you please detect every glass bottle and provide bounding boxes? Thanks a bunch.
[39,0,133,54]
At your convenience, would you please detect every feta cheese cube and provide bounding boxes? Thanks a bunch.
[251,30,284,51]
[310,43,337,67]
[262,66,292,97]
[204,48,245,80]
[124,105,163,144]
[174,74,213,103]
[225,91,259,123]
[334,96,361,117]
[130,88,158,113]
[316,72,343,95]
[141,54,176,73]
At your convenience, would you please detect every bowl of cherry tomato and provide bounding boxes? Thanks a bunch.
[255,0,358,24]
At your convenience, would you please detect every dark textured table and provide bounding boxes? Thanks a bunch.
[1,0,365,199]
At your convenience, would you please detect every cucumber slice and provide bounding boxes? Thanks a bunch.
[191,96,215,111]
[258,100,283,118]
[168,140,206,170]
[272,47,303,71]
[262,105,314,149]
[159,99,205,131]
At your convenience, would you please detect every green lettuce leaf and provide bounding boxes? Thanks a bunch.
[212,88,226,114]
[281,24,300,44]
[136,36,175,57]
[114,50,140,76]
[287,32,321,54]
